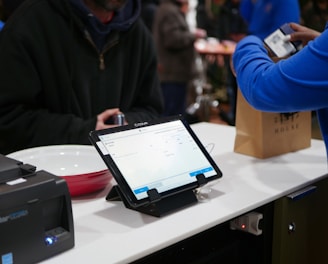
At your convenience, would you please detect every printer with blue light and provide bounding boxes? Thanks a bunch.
[0,154,74,264]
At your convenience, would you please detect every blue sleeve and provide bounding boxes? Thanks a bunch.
[243,0,300,40]
[239,0,253,24]
[232,32,328,113]
[271,0,300,31]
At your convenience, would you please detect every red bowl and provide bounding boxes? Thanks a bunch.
[61,169,112,196]
[7,145,112,197]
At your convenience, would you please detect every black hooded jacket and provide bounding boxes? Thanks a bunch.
[0,0,163,154]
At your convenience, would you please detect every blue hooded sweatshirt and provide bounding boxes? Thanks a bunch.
[240,0,300,40]
[233,24,328,159]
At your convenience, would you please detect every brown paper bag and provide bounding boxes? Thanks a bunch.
[234,89,311,158]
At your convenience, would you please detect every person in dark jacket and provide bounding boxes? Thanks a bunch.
[153,0,206,116]
[0,0,164,155]
[1,0,27,21]
[140,0,159,32]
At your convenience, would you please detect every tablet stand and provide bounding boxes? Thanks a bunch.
[106,174,208,217]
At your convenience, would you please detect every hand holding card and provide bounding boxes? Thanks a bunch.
[264,23,302,58]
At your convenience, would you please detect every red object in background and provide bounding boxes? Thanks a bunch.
[61,169,112,197]
[7,145,113,197]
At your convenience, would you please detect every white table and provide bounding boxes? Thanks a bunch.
[43,122,327,264]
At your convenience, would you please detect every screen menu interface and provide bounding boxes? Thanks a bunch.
[98,120,216,200]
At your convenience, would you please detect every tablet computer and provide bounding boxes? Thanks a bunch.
[89,115,222,208]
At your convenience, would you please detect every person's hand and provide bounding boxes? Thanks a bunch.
[230,56,236,77]
[96,108,125,130]
[288,23,321,46]
[194,28,207,39]
[264,44,288,62]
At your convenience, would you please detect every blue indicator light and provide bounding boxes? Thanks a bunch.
[189,167,214,177]
[45,236,57,246]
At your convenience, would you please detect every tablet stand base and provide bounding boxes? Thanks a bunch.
[106,185,198,217]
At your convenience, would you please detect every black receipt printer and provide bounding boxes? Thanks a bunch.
[0,154,74,264]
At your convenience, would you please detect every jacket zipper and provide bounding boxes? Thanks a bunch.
[99,54,105,70]
[99,40,119,70]
[84,29,118,71]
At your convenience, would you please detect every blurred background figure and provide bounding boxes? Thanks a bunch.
[240,0,301,40]
[153,0,206,117]
[195,0,248,125]
[196,0,227,39]
[141,0,159,32]
[301,0,328,32]
[197,0,247,41]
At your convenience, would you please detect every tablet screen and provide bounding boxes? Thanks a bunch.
[90,116,222,206]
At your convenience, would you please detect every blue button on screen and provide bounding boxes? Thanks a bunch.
[189,167,213,177]
[134,186,149,194]
[2,253,13,264]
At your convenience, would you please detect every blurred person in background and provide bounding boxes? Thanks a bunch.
[197,0,247,41]
[0,0,164,155]
[196,0,248,126]
[301,0,328,32]
[153,0,206,117]
[216,0,248,126]
[240,0,301,40]
[196,0,227,39]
